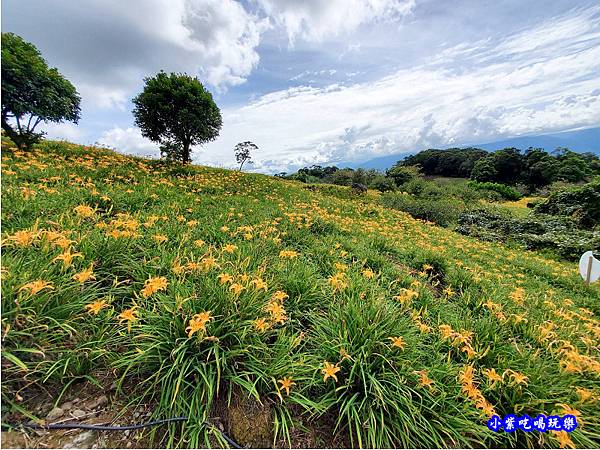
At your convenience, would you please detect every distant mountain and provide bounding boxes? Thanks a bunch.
[341,127,600,171]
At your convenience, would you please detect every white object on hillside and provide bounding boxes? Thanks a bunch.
[579,251,600,285]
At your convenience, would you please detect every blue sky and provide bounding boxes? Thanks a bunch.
[3,0,600,172]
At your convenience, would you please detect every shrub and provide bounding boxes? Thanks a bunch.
[381,193,464,227]
[534,178,600,229]
[457,209,600,260]
[468,181,522,201]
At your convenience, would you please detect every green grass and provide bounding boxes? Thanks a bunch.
[2,138,600,448]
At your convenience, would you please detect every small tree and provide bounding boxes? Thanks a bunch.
[234,141,257,171]
[132,72,222,164]
[1,33,81,149]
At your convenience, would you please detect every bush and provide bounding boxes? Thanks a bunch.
[534,178,600,229]
[467,181,522,201]
[457,209,600,260]
[381,193,464,227]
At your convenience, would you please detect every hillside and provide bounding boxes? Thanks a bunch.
[2,139,600,449]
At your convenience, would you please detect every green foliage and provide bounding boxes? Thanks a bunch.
[285,166,396,193]
[1,32,80,149]
[400,148,488,177]
[471,156,499,182]
[132,72,222,163]
[535,178,600,229]
[3,139,600,449]
[381,193,464,227]
[457,208,600,260]
[386,164,421,186]
[468,181,522,201]
[396,146,599,188]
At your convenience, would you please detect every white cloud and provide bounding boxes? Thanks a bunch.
[254,0,416,43]
[99,127,158,158]
[42,122,85,142]
[195,6,600,173]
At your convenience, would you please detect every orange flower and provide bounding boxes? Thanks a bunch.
[85,299,108,315]
[19,280,54,296]
[278,377,295,395]
[118,307,138,332]
[253,318,270,332]
[186,312,213,338]
[389,336,405,350]
[140,276,168,298]
[322,361,341,382]
[72,264,96,284]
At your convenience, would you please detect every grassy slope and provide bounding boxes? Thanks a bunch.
[2,139,599,448]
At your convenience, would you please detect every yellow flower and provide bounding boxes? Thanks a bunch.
[504,370,528,386]
[229,283,245,296]
[265,301,287,324]
[439,324,455,340]
[72,264,96,284]
[575,387,596,403]
[389,336,405,350]
[53,249,83,269]
[19,280,54,296]
[271,290,289,302]
[222,244,237,253]
[201,256,218,271]
[328,273,347,292]
[254,318,270,332]
[172,260,185,275]
[278,377,295,396]
[393,288,419,305]
[322,361,341,382]
[152,234,168,244]
[194,239,205,248]
[551,431,575,449]
[186,312,213,338]
[85,299,108,315]
[250,278,268,291]
[475,399,496,418]
[74,205,95,218]
[5,229,38,247]
[361,268,375,279]
[279,250,298,259]
[217,273,234,284]
[140,276,168,298]
[482,368,503,387]
[118,307,138,332]
[414,370,434,389]
[442,286,455,297]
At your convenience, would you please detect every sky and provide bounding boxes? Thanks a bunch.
[3,0,600,173]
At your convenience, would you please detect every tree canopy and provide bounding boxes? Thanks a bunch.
[132,72,222,163]
[394,146,599,187]
[1,32,81,149]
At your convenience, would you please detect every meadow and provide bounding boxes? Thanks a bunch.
[1,138,600,448]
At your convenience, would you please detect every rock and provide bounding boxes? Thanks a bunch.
[63,430,95,448]
[89,395,108,409]
[61,401,73,410]
[46,406,64,421]
[70,409,86,419]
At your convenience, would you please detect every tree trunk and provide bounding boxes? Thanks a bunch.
[182,140,191,164]
[1,116,25,149]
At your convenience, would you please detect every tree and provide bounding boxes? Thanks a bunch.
[471,157,498,182]
[386,164,421,186]
[1,32,81,149]
[234,141,257,171]
[132,72,222,164]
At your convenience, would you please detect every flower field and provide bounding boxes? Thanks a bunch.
[2,139,599,448]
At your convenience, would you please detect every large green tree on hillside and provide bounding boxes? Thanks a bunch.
[1,32,81,149]
[132,72,222,164]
